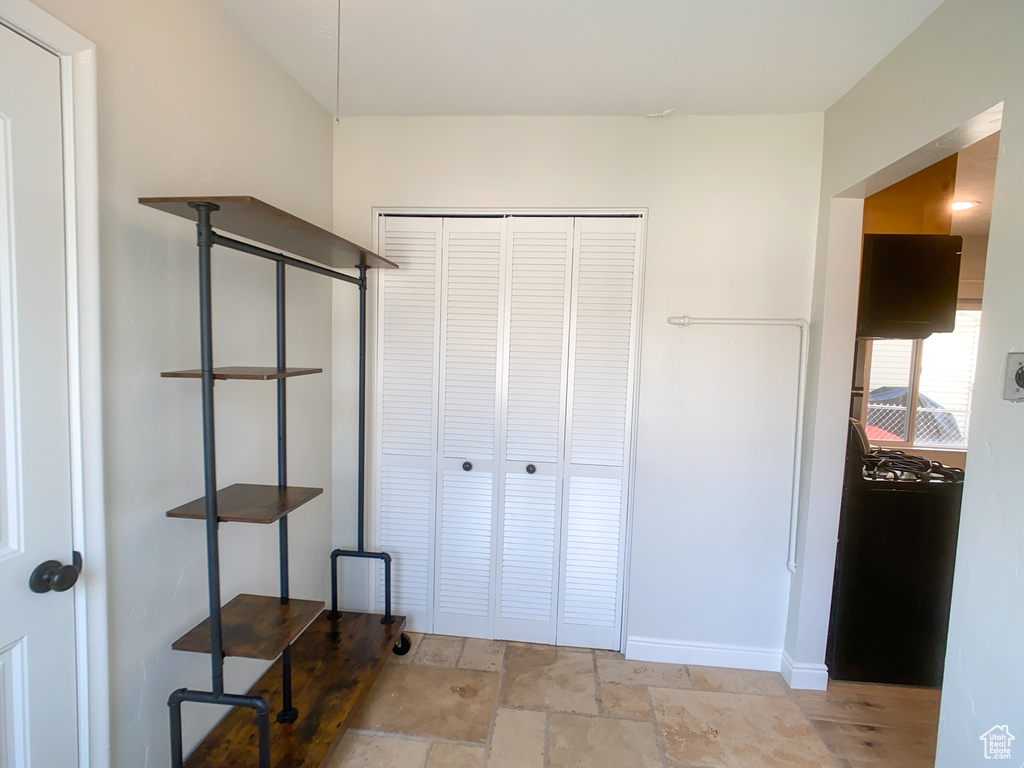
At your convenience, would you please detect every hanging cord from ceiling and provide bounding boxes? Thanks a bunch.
[335,0,342,123]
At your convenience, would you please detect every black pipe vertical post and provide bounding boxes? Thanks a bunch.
[277,262,289,599]
[191,202,225,698]
[275,261,298,724]
[328,549,340,618]
[357,263,367,553]
[169,693,184,768]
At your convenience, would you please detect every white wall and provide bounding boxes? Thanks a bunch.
[332,115,824,666]
[31,0,334,763]
[789,0,1024,761]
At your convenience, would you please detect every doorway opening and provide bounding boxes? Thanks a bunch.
[821,119,1001,767]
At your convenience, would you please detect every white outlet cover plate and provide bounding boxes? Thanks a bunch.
[1004,352,1024,401]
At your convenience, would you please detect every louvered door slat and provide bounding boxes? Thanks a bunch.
[499,473,557,627]
[493,218,573,644]
[378,467,431,619]
[504,219,572,464]
[561,476,623,630]
[374,217,442,631]
[380,223,440,458]
[569,222,639,466]
[438,468,493,624]
[558,216,643,650]
[441,221,502,460]
[433,218,504,639]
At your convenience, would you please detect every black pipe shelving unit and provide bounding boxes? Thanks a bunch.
[142,196,410,768]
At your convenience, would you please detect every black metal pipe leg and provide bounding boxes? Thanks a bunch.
[277,647,298,723]
[330,548,395,624]
[357,264,367,553]
[382,554,394,625]
[169,690,185,768]
[189,201,225,698]
[168,689,271,766]
[328,550,341,619]
[257,708,271,768]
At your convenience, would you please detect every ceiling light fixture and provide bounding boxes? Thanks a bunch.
[951,201,978,211]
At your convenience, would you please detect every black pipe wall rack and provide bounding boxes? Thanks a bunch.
[140,196,408,768]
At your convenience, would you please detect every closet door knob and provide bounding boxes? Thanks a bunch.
[462,461,472,471]
[526,464,536,474]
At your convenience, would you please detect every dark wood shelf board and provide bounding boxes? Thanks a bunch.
[184,611,406,767]
[166,483,323,524]
[161,366,323,380]
[138,196,397,270]
[172,594,324,660]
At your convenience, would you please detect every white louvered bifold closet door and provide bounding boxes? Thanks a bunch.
[433,218,505,638]
[494,218,573,643]
[557,217,643,650]
[374,213,642,649]
[374,217,442,631]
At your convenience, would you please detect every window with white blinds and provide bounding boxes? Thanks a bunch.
[864,310,982,448]
[374,213,643,650]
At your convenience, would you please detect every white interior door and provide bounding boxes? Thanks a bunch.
[374,216,442,631]
[494,217,573,643]
[374,213,642,650]
[558,216,643,650]
[433,218,504,638]
[0,22,80,768]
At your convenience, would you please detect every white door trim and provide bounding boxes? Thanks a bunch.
[0,3,106,767]
[370,207,646,650]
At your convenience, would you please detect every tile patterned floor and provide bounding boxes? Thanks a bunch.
[328,633,941,768]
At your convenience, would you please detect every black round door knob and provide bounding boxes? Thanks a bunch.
[29,558,80,593]
[526,464,537,474]
[462,461,472,471]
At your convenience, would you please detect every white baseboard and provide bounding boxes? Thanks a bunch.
[625,636,782,673]
[780,651,829,690]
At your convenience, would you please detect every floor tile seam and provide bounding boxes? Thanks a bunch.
[482,643,507,766]
[644,683,673,767]
[594,675,693,691]
[543,710,551,768]
[591,649,604,716]
[347,728,436,744]
[405,660,488,671]
[644,682,792,700]
[496,703,659,722]
[453,635,468,668]
[348,728,492,750]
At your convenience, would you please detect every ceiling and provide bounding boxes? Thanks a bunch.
[214,0,945,117]
[952,132,1000,237]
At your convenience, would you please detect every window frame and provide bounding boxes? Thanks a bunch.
[861,307,980,450]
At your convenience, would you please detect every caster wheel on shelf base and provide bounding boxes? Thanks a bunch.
[392,633,412,656]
